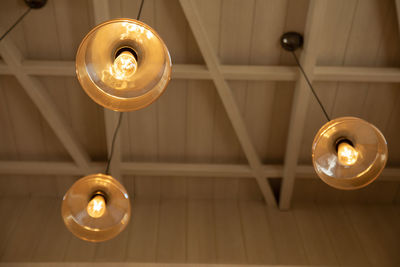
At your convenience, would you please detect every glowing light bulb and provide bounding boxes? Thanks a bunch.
[87,195,106,218]
[338,142,358,166]
[113,51,137,79]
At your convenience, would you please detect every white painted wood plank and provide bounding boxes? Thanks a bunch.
[126,199,160,262]
[154,0,188,64]
[214,200,246,264]
[185,80,216,163]
[317,204,370,266]
[157,81,187,162]
[280,0,328,209]
[133,176,161,199]
[266,208,308,265]
[0,175,29,197]
[126,104,158,162]
[186,80,216,198]
[238,179,264,201]
[63,237,97,262]
[293,203,338,265]
[31,198,71,261]
[1,197,56,262]
[0,197,27,258]
[156,199,186,262]
[345,205,400,266]
[0,76,47,161]
[0,83,18,161]
[187,199,216,263]
[94,228,129,262]
[239,200,277,265]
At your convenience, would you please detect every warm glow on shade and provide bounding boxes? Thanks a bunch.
[87,195,106,218]
[338,142,358,166]
[312,117,388,190]
[75,18,171,112]
[113,51,137,79]
[62,174,131,242]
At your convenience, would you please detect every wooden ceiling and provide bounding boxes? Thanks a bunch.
[1,0,400,208]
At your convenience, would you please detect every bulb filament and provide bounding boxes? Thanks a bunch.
[113,51,137,79]
[87,194,106,218]
[337,142,358,166]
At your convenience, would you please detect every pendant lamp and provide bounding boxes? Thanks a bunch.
[76,18,172,111]
[280,32,388,190]
[312,117,388,190]
[61,174,131,242]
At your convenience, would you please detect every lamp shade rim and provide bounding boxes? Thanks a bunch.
[61,173,131,242]
[312,116,388,190]
[76,18,172,111]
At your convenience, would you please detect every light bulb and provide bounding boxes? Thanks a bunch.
[113,51,137,79]
[87,195,106,218]
[337,142,358,166]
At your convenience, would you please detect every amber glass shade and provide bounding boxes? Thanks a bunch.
[76,19,172,111]
[61,174,131,242]
[312,117,388,190]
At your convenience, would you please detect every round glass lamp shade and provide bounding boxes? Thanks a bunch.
[61,174,131,242]
[76,18,172,111]
[312,117,388,190]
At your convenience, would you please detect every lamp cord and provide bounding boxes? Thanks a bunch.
[290,51,331,121]
[0,7,31,42]
[105,0,145,175]
[137,0,145,20]
[105,112,124,175]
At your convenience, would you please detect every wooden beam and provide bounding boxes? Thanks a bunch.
[279,0,328,210]
[0,160,398,181]
[0,40,91,172]
[179,0,277,207]
[2,59,400,83]
[315,66,400,83]
[121,162,255,177]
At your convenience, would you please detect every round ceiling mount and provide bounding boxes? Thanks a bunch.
[312,117,388,190]
[24,0,47,9]
[61,173,131,242]
[76,18,172,112]
[280,32,303,51]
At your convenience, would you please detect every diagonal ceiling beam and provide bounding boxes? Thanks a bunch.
[179,0,277,207]
[279,0,328,210]
[92,0,122,180]
[0,39,91,172]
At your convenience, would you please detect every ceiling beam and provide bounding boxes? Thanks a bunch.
[0,160,398,182]
[2,60,400,83]
[0,39,91,172]
[179,0,277,207]
[279,0,328,210]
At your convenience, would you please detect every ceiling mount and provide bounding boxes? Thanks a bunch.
[24,0,47,9]
[280,32,303,51]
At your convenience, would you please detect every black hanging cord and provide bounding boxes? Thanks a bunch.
[105,112,124,174]
[137,0,145,20]
[0,7,31,42]
[290,51,331,122]
[105,0,145,175]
